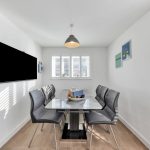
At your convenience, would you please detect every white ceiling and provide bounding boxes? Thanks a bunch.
[0,0,150,47]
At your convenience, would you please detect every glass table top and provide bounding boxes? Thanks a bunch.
[45,97,102,110]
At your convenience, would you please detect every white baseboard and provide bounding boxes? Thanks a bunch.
[119,114,150,149]
[0,116,30,148]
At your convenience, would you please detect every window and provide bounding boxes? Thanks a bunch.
[62,56,70,77]
[81,56,90,77]
[72,56,80,77]
[52,56,90,78]
[52,56,60,77]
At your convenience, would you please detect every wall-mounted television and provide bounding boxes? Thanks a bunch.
[0,42,37,83]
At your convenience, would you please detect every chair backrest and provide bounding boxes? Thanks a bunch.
[29,89,45,123]
[50,84,55,99]
[41,84,56,105]
[104,89,120,124]
[95,85,102,96]
[95,85,108,107]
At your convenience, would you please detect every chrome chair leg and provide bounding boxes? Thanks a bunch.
[54,124,58,150]
[83,114,88,132]
[89,125,93,150]
[110,125,119,150]
[86,122,89,132]
[41,123,44,132]
[59,114,65,131]
[28,124,39,148]
[84,119,88,132]
[64,110,68,120]
[104,125,110,133]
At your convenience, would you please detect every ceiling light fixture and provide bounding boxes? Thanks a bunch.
[64,24,80,48]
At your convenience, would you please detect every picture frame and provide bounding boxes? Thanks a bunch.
[122,41,131,61]
[38,61,43,73]
[115,52,122,68]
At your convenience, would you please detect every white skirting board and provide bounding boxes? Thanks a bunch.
[0,116,30,148]
[119,115,150,149]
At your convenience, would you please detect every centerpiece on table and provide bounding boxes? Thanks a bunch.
[67,88,85,101]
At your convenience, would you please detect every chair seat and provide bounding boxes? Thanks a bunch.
[85,110,112,125]
[35,109,64,124]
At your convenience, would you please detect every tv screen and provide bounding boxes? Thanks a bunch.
[0,42,37,83]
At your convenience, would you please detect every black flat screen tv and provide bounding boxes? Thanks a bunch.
[0,42,37,83]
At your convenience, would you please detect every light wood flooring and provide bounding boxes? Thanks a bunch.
[1,120,148,150]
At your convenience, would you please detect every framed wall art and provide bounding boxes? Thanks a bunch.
[122,41,131,61]
[115,52,122,68]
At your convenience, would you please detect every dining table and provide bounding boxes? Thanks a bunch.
[45,96,102,139]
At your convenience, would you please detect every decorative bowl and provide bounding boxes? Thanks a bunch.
[68,97,85,101]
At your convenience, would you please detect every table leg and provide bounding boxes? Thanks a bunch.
[62,112,87,139]
[70,112,79,131]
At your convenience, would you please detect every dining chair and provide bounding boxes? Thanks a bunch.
[85,89,120,150]
[29,89,64,150]
[41,84,56,130]
[95,85,108,109]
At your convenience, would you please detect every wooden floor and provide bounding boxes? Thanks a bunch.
[1,120,148,150]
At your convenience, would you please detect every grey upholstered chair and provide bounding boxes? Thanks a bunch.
[85,89,120,150]
[41,84,56,131]
[29,89,64,150]
[95,85,108,108]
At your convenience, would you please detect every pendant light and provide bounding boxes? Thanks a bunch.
[64,24,80,48]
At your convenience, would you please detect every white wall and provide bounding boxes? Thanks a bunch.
[108,11,150,148]
[0,13,42,147]
[42,47,108,97]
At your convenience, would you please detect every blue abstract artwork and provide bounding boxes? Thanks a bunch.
[122,41,131,60]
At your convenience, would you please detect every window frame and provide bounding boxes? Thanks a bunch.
[51,55,91,79]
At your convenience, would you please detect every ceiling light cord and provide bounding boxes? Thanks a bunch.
[70,24,73,34]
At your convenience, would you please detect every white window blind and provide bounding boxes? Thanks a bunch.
[52,56,60,77]
[61,56,70,77]
[72,56,80,77]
